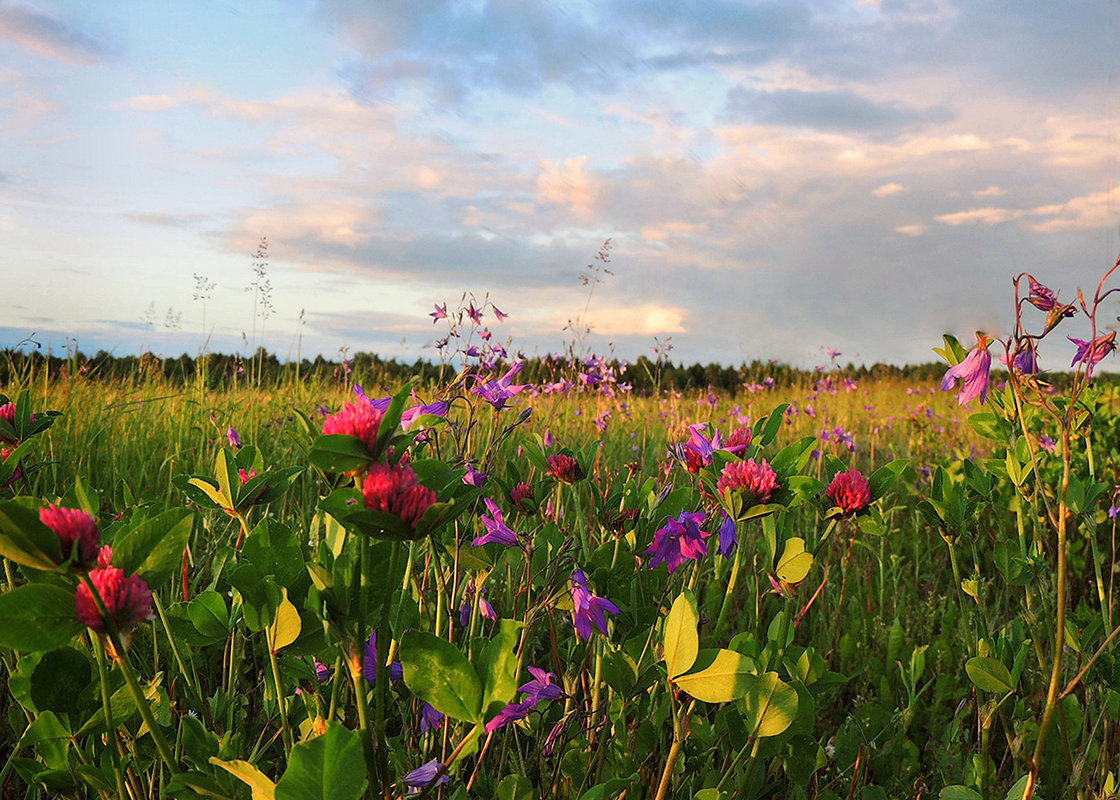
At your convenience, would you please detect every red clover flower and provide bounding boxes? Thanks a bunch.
[826,469,872,515]
[716,458,778,507]
[40,504,101,569]
[323,401,384,453]
[75,548,154,634]
[361,462,436,530]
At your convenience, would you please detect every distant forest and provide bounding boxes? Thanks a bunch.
[0,347,1109,395]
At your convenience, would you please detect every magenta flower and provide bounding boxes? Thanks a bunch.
[361,463,436,530]
[1025,277,1059,311]
[472,363,528,411]
[485,700,534,734]
[940,335,991,406]
[570,569,619,641]
[492,304,508,322]
[430,303,448,322]
[547,453,585,484]
[826,469,872,515]
[717,458,779,507]
[646,511,710,573]
[314,659,330,683]
[467,303,483,324]
[519,667,563,705]
[462,464,487,487]
[40,505,100,569]
[75,551,153,634]
[669,423,722,474]
[510,481,536,514]
[1069,332,1116,375]
[473,497,519,546]
[322,401,384,453]
[226,427,242,448]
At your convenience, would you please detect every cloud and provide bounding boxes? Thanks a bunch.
[724,86,953,135]
[584,304,688,337]
[536,156,598,218]
[1026,190,1120,234]
[0,1,112,64]
[973,185,1006,197]
[873,182,907,197]
[935,207,1024,227]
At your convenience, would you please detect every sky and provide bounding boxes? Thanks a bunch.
[2,0,1119,370]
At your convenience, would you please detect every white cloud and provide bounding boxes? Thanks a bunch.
[873,182,907,197]
[536,156,597,218]
[973,185,1006,197]
[585,304,688,336]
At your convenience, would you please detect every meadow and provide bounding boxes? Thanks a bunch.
[2,265,1120,800]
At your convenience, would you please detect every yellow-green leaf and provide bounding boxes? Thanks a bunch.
[961,578,979,600]
[776,537,813,585]
[210,758,276,800]
[965,656,1014,693]
[268,589,301,654]
[674,649,756,703]
[187,477,232,510]
[741,671,798,738]
[663,591,699,679]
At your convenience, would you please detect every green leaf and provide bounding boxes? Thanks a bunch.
[211,758,277,800]
[30,647,91,715]
[111,509,193,586]
[776,537,813,585]
[268,589,301,654]
[185,477,231,510]
[188,590,230,639]
[0,584,84,651]
[965,656,1014,693]
[663,591,699,680]
[309,434,373,475]
[274,724,367,800]
[939,786,983,799]
[740,671,798,738]
[1003,775,1030,800]
[0,500,62,570]
[675,649,756,703]
[400,631,482,723]
[968,412,1010,442]
[867,459,909,499]
[477,619,524,718]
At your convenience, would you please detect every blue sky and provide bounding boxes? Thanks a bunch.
[2,0,1118,369]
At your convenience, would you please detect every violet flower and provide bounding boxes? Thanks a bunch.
[402,759,449,794]
[472,363,528,411]
[570,569,619,641]
[472,498,519,547]
[940,335,992,406]
[646,511,710,574]
[1069,332,1116,376]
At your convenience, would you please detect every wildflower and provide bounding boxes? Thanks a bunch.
[826,470,872,515]
[323,401,384,453]
[419,702,444,734]
[510,482,536,514]
[492,305,508,322]
[361,462,436,530]
[940,335,991,406]
[1,447,23,484]
[363,631,404,685]
[570,569,619,641]
[1110,505,1119,521]
[669,424,722,473]
[75,550,154,634]
[462,464,487,487]
[547,454,585,484]
[1069,332,1116,375]
[226,427,242,448]
[472,363,528,411]
[1038,435,1056,453]
[646,511,710,573]
[1003,341,1039,376]
[402,759,449,794]
[0,404,31,444]
[717,458,779,508]
[484,699,534,734]
[724,426,753,456]
[430,303,448,322]
[467,303,483,324]
[1025,276,1059,311]
[473,498,519,547]
[314,659,330,683]
[40,505,101,569]
[827,347,842,359]
[519,667,563,705]
[718,512,737,557]
[238,467,258,485]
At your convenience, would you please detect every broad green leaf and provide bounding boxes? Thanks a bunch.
[965,656,1014,693]
[268,589,301,654]
[675,649,756,704]
[30,647,91,714]
[0,500,62,570]
[663,591,699,679]
[741,671,798,738]
[478,619,524,717]
[211,758,277,800]
[776,538,813,585]
[274,724,366,800]
[188,591,230,639]
[186,477,230,510]
[1003,775,1030,800]
[400,631,482,723]
[309,434,372,475]
[939,787,983,800]
[0,584,85,652]
[111,509,193,585]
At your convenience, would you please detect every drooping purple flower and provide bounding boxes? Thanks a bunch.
[1069,332,1116,375]
[472,363,528,411]
[226,427,242,448]
[419,702,444,734]
[940,335,992,406]
[570,569,619,641]
[669,423,722,474]
[519,667,563,705]
[363,632,403,685]
[479,589,497,621]
[1110,505,1120,521]
[1003,341,1039,376]
[1025,277,1059,312]
[314,659,330,683]
[646,511,710,574]
[718,512,738,558]
[462,464,488,487]
[467,303,484,324]
[402,759,449,794]
[472,497,519,547]
[492,305,508,322]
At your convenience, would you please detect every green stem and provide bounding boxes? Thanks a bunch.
[653,691,685,800]
[152,593,197,696]
[268,642,294,757]
[92,635,128,800]
[373,540,403,790]
[713,524,743,640]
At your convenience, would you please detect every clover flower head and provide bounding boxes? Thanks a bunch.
[510,481,536,514]
[323,401,384,453]
[547,454,585,484]
[40,504,100,569]
[361,462,436,530]
[826,469,871,514]
[75,561,154,634]
[716,458,778,507]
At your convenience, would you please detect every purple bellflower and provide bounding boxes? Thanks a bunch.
[570,569,619,641]
[1069,332,1116,376]
[430,303,448,322]
[402,759,449,794]
[940,335,992,406]
[646,511,710,573]
[473,497,519,547]
[472,363,528,411]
